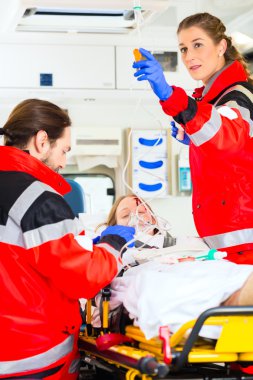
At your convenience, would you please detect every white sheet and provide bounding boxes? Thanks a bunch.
[110,260,253,339]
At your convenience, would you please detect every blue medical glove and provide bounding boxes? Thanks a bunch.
[171,121,190,145]
[101,225,135,248]
[133,48,173,101]
[92,236,100,244]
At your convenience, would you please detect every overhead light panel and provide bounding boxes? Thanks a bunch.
[17,6,154,34]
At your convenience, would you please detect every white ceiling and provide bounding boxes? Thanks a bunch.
[0,0,252,53]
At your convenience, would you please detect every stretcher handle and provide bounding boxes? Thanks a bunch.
[138,355,169,378]
[159,326,172,365]
[102,287,111,333]
[173,306,253,372]
[85,299,93,335]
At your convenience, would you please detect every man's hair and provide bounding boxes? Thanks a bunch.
[3,98,71,149]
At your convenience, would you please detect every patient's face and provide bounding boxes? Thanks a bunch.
[116,196,155,233]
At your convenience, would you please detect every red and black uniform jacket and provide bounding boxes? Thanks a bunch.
[160,61,253,262]
[0,146,123,375]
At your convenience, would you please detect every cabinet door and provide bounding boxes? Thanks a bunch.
[129,128,172,197]
[116,46,197,91]
[0,44,115,89]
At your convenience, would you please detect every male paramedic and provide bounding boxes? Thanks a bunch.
[0,98,134,380]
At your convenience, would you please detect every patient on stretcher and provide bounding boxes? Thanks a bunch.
[96,194,209,264]
[92,194,253,340]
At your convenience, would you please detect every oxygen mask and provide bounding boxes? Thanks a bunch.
[127,211,154,234]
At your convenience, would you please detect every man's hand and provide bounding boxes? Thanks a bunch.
[101,225,135,248]
[133,48,173,101]
[171,121,190,145]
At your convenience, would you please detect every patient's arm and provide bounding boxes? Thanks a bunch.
[222,272,253,306]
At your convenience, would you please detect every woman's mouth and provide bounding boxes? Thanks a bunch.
[190,65,201,71]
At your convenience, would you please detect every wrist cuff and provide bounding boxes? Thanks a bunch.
[159,86,189,116]
[99,234,127,252]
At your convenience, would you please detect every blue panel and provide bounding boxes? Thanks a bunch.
[40,73,53,86]
[139,160,163,169]
[138,182,163,192]
[138,137,163,146]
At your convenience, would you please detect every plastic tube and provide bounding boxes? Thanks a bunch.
[133,1,144,45]
[195,249,227,260]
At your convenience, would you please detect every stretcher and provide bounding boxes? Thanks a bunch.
[79,290,253,380]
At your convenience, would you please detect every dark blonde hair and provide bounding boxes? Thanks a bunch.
[3,98,71,149]
[177,12,253,85]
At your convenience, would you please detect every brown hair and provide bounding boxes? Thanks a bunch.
[177,12,253,85]
[3,99,71,149]
[96,195,135,231]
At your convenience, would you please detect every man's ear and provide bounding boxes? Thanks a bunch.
[34,130,50,154]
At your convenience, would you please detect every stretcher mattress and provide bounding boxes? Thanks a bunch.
[110,260,253,339]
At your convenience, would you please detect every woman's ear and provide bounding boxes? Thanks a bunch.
[218,38,227,57]
[34,130,50,154]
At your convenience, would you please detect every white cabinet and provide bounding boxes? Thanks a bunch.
[116,46,197,91]
[0,44,115,89]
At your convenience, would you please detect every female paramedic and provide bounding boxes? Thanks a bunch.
[133,12,253,265]
[0,99,135,380]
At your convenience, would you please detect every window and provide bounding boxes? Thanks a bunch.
[64,174,114,215]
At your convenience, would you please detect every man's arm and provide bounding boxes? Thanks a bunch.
[20,190,126,300]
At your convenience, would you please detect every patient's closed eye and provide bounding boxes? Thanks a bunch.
[121,214,130,219]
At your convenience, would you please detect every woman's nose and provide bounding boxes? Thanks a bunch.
[184,48,194,62]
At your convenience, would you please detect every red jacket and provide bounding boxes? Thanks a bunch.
[0,146,123,374]
[160,61,253,258]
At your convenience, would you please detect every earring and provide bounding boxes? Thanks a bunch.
[219,52,223,57]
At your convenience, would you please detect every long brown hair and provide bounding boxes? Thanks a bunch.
[177,12,253,85]
[3,99,71,149]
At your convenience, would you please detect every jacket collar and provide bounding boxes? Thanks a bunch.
[192,60,248,103]
[0,146,71,196]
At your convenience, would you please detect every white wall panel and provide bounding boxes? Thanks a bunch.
[0,44,115,89]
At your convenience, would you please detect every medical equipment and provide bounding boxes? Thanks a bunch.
[127,211,150,234]
[79,293,253,380]
[195,249,227,261]
[178,148,191,193]
[133,48,143,62]
[133,1,144,44]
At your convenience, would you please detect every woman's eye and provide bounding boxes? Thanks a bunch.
[180,47,187,54]
[194,42,202,48]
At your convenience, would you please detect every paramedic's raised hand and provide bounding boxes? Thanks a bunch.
[99,225,136,250]
[133,48,173,101]
[171,121,190,145]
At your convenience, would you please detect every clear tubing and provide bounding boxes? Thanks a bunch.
[133,0,144,46]
[119,203,172,256]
